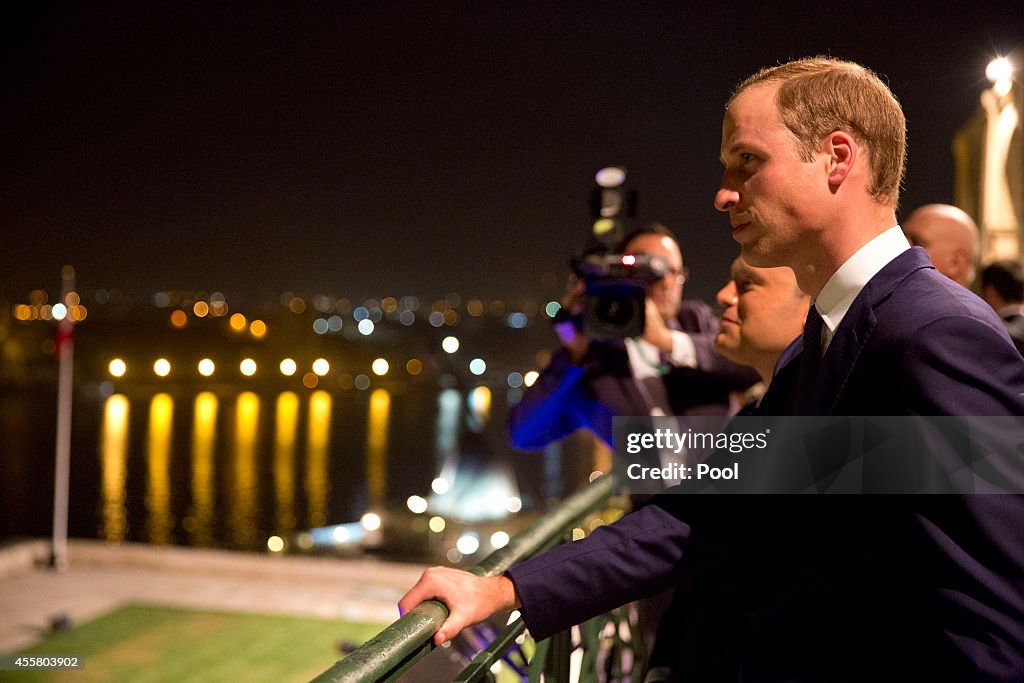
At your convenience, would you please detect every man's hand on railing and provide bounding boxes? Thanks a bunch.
[398,567,521,647]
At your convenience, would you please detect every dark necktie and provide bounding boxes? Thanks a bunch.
[795,305,823,414]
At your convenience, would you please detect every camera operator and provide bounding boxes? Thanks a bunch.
[508,223,758,454]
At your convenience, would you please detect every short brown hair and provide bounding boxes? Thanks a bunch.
[730,57,906,206]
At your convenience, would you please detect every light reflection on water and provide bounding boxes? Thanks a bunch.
[100,394,129,542]
[306,390,332,528]
[90,384,511,551]
[189,392,218,546]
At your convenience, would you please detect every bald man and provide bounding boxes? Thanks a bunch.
[902,203,980,287]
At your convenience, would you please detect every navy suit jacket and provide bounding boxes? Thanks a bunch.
[507,249,1024,681]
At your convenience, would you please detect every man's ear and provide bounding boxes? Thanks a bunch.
[824,131,857,188]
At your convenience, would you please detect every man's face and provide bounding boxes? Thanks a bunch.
[622,233,685,320]
[715,84,826,269]
[715,257,809,370]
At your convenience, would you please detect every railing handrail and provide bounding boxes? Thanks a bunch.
[311,471,620,682]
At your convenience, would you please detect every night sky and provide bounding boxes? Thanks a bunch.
[2,1,1022,305]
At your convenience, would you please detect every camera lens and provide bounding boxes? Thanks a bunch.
[595,292,637,327]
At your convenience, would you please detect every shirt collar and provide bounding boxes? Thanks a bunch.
[814,225,910,349]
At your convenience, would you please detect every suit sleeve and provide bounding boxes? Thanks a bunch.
[506,494,748,641]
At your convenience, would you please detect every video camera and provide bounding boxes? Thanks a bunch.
[559,166,660,338]
[574,252,669,338]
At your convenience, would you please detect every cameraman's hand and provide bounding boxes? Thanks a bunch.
[641,298,674,355]
[555,281,590,364]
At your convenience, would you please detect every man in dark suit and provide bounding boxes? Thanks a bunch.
[981,259,1024,357]
[400,57,1024,681]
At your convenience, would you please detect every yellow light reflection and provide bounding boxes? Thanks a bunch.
[470,386,492,427]
[198,358,215,376]
[406,358,423,375]
[372,358,389,376]
[100,395,130,542]
[229,313,247,331]
[274,392,299,535]
[189,392,218,547]
[279,358,297,376]
[240,358,257,376]
[146,393,174,545]
[250,320,267,338]
[171,310,188,328]
[193,301,210,317]
[306,390,332,528]
[154,358,171,377]
[230,392,260,549]
[366,389,391,506]
[312,358,330,376]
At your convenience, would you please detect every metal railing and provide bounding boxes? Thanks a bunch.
[311,471,625,682]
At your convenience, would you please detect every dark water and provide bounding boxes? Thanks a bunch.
[0,381,551,553]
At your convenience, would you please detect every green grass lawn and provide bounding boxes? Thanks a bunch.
[2,604,384,682]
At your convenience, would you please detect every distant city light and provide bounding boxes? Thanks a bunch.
[353,306,369,321]
[506,312,528,329]
[507,372,524,388]
[399,310,415,326]
[545,301,561,318]
[595,165,627,188]
[240,358,257,376]
[372,358,389,376]
[432,477,450,495]
[361,512,382,531]
[153,292,170,308]
[358,319,374,336]
[507,496,523,513]
[154,358,171,377]
[197,358,215,377]
[354,374,370,390]
[52,303,68,321]
[312,358,330,376]
[267,536,284,553]
[250,320,267,338]
[466,299,484,316]
[229,313,247,331]
[490,531,510,549]
[441,336,460,353]
[523,371,539,387]
[170,310,187,328]
[456,532,480,555]
[313,318,329,335]
[288,296,306,314]
[406,358,423,375]
[108,358,127,378]
[279,358,297,376]
[327,315,343,331]
[469,358,486,376]
[406,495,428,514]
[428,516,446,533]
[64,292,80,307]
[193,301,210,318]
[428,311,445,327]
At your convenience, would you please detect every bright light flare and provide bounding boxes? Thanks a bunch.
[372,358,389,376]
[108,358,127,378]
[312,358,330,376]
[406,495,428,514]
[361,512,382,531]
[240,358,257,376]
[279,358,297,376]
[441,336,460,353]
[154,358,171,377]
[197,358,215,376]
[523,371,539,387]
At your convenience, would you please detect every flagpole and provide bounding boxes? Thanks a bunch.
[51,265,76,572]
